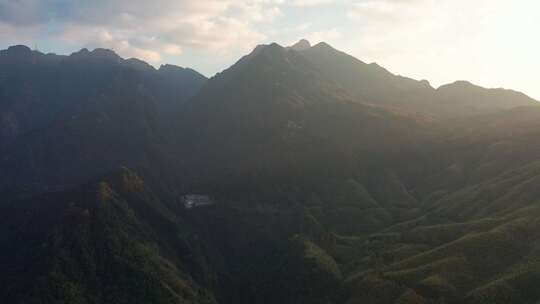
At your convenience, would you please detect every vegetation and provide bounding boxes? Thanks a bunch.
[2,41,540,303]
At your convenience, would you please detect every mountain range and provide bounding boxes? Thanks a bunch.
[1,40,540,304]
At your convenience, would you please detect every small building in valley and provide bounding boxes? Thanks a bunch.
[182,194,214,209]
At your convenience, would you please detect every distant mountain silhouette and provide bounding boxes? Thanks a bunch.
[437,80,536,112]
[288,39,312,51]
[0,46,206,153]
[294,40,538,118]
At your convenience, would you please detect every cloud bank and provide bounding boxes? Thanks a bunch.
[0,0,286,62]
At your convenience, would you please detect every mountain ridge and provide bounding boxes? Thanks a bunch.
[3,41,537,107]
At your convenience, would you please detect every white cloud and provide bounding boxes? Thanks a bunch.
[0,0,282,63]
[0,21,44,47]
[289,0,335,7]
[306,28,342,44]
[0,0,47,26]
[233,2,283,22]
[163,44,183,55]
[294,23,312,31]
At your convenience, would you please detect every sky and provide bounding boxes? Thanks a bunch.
[1,0,539,99]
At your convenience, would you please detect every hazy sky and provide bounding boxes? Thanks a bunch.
[1,0,539,99]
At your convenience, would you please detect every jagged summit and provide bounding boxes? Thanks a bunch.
[158,64,208,86]
[159,64,205,77]
[72,48,90,55]
[6,45,33,55]
[124,58,155,71]
[0,45,40,64]
[439,80,477,89]
[69,47,122,62]
[91,48,122,60]
[289,39,312,51]
[309,41,336,52]
[438,80,524,95]
[159,63,187,72]
[254,42,285,54]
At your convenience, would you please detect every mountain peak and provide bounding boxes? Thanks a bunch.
[437,81,488,93]
[311,41,335,51]
[69,47,122,63]
[249,43,283,56]
[246,43,286,60]
[159,64,186,73]
[91,48,121,60]
[6,45,33,55]
[289,39,311,51]
[267,42,285,50]
[158,64,207,81]
[124,58,155,71]
[0,45,44,65]
[448,80,475,87]
[71,48,90,56]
